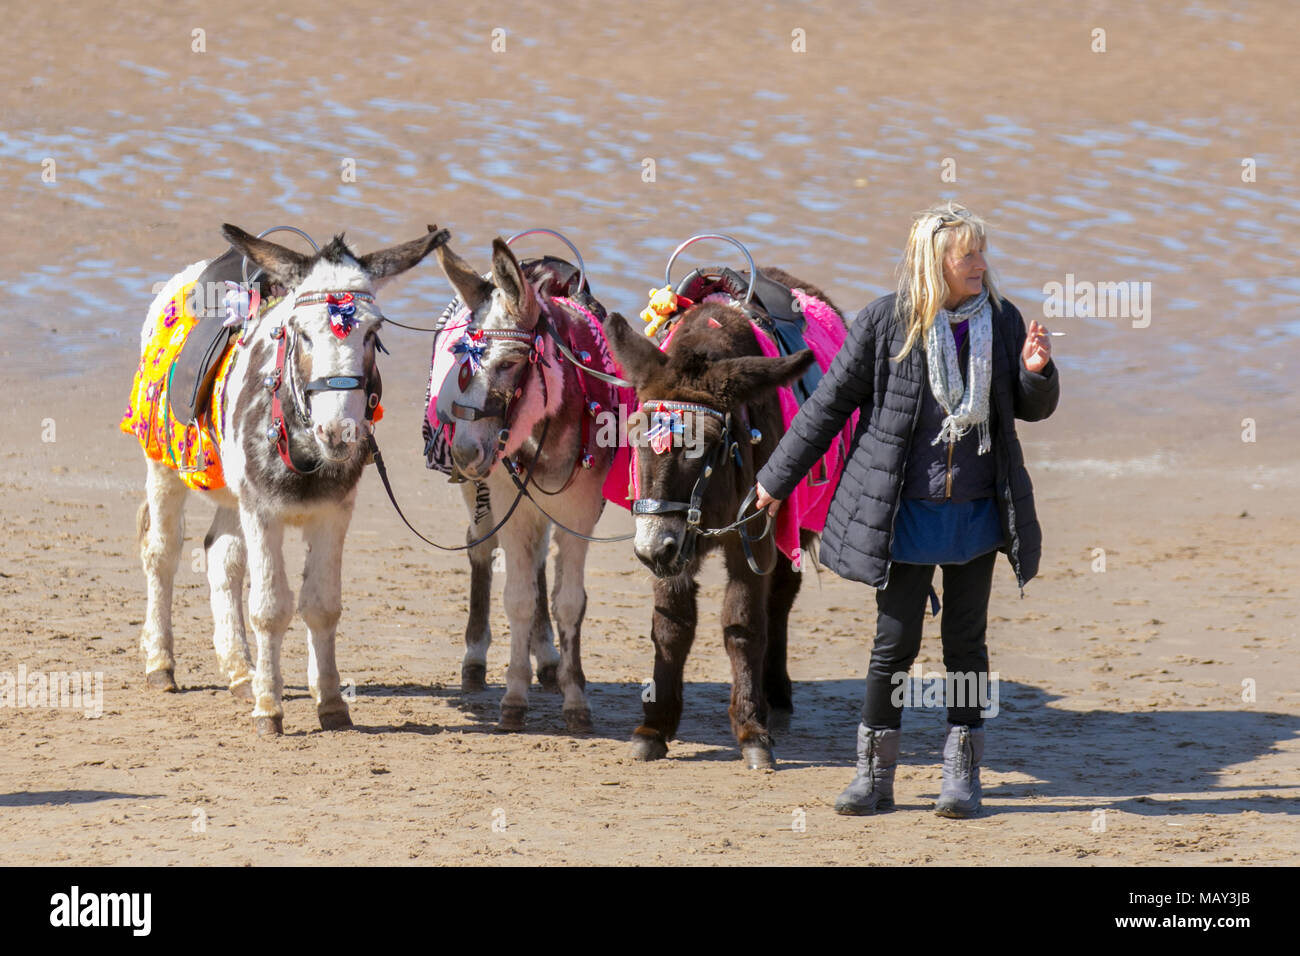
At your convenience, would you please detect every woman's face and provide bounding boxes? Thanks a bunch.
[942,240,987,304]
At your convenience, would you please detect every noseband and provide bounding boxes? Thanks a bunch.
[265,290,382,475]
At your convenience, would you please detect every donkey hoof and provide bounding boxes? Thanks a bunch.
[230,680,254,702]
[145,668,177,693]
[537,664,560,692]
[742,742,775,771]
[629,733,668,762]
[461,663,487,693]
[498,704,527,732]
[255,716,284,738]
[319,709,353,731]
[564,708,593,734]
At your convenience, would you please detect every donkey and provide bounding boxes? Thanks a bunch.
[130,224,449,735]
[603,280,832,769]
[431,238,619,732]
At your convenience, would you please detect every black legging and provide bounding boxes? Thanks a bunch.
[861,550,997,729]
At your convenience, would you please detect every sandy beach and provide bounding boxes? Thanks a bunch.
[0,0,1296,865]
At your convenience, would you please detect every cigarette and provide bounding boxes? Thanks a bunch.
[1048,331,1066,336]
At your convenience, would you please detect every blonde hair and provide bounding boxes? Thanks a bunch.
[892,201,1000,361]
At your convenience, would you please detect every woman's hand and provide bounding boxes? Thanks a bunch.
[1022,319,1052,373]
[754,482,782,517]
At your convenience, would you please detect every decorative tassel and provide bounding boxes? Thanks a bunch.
[645,407,684,454]
[326,292,358,338]
[451,329,488,373]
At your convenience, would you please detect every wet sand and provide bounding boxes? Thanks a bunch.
[1,0,1297,864]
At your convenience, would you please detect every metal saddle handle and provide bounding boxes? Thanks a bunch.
[507,227,587,294]
[664,233,756,305]
[437,227,589,321]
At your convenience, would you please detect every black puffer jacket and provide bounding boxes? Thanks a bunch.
[756,293,1060,593]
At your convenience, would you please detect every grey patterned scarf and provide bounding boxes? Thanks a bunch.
[924,288,993,455]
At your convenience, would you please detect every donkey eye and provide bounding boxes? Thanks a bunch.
[299,333,314,352]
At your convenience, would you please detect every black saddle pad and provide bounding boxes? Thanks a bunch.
[168,248,269,425]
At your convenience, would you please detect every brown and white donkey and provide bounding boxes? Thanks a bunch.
[132,224,448,735]
[430,238,621,733]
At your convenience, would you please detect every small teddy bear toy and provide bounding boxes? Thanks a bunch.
[639,286,679,336]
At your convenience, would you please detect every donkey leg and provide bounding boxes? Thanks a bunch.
[631,575,698,761]
[723,547,774,770]
[531,562,561,692]
[552,530,592,732]
[240,506,293,737]
[139,459,188,692]
[301,506,354,731]
[460,480,495,693]
[205,506,254,701]
[764,549,803,719]
[497,513,546,731]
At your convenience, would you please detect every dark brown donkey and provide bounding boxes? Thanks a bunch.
[603,292,820,769]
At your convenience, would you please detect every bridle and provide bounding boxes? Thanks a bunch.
[446,294,621,497]
[371,293,636,549]
[630,399,777,574]
[266,289,382,475]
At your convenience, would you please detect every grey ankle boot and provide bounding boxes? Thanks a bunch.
[834,724,900,815]
[935,722,984,818]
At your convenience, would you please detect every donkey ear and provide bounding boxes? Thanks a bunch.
[434,240,493,313]
[358,225,451,284]
[490,237,537,326]
[704,349,816,409]
[603,312,668,389]
[221,224,311,289]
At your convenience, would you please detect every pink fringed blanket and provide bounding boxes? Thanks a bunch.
[751,290,856,562]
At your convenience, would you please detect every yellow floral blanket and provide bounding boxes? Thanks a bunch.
[120,280,236,491]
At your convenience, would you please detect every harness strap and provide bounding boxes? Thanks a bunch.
[630,406,779,574]
[546,323,634,388]
[268,322,379,476]
[368,418,550,552]
[502,457,636,543]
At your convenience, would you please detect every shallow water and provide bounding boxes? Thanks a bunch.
[1,0,1296,444]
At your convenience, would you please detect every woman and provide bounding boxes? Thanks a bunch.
[755,202,1058,818]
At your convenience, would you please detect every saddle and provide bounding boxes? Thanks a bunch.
[166,248,271,425]
[673,266,824,405]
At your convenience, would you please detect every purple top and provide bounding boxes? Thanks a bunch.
[952,318,969,354]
